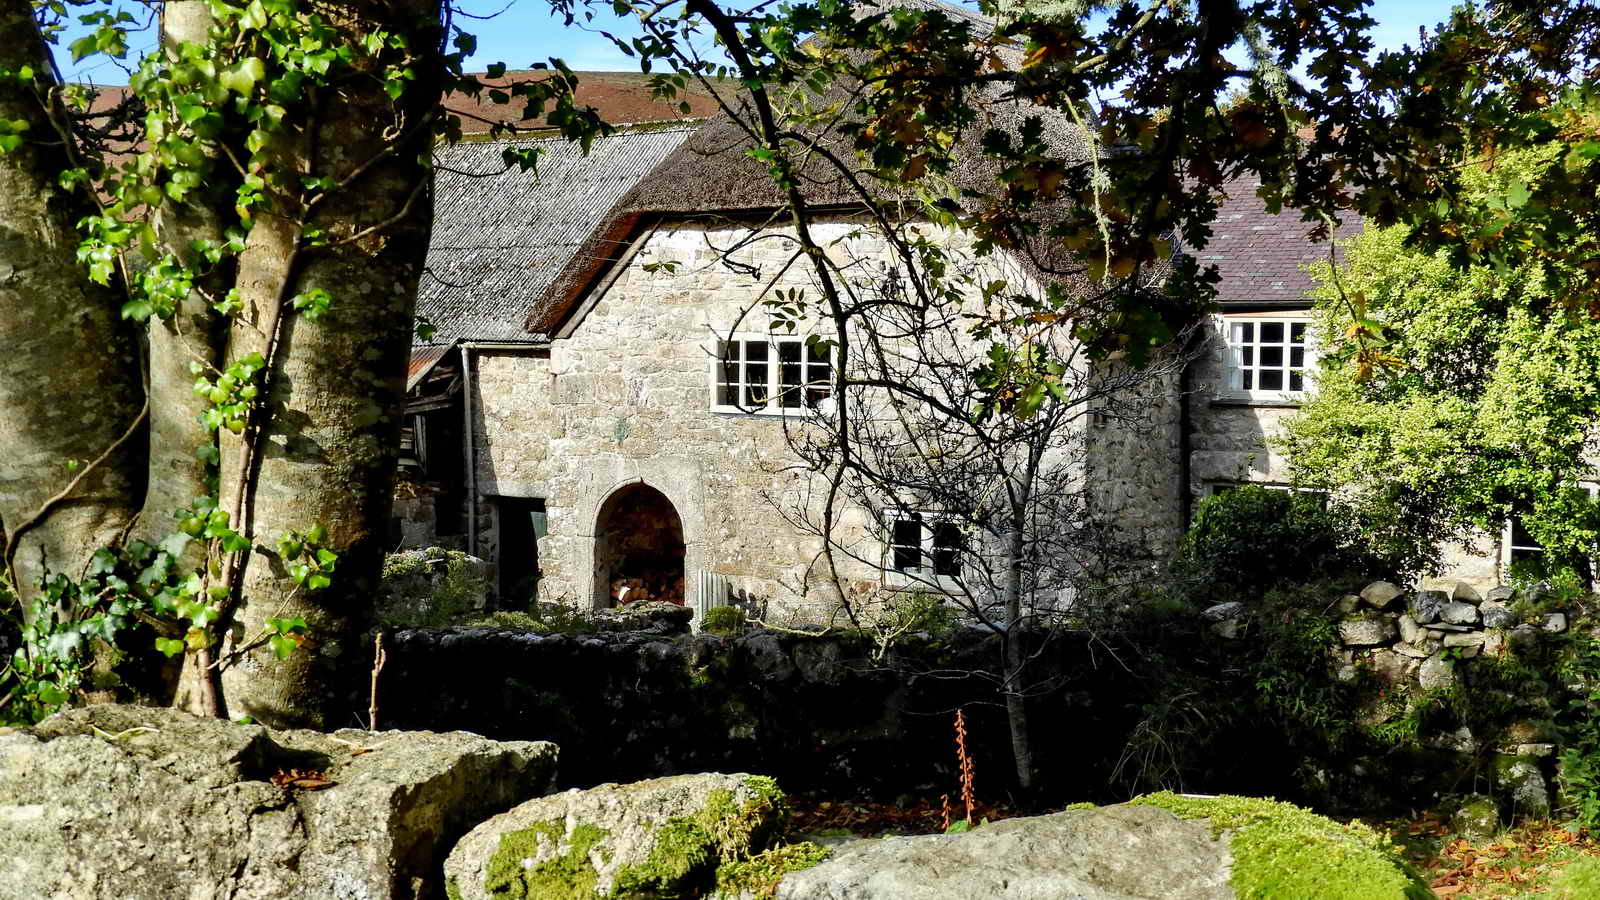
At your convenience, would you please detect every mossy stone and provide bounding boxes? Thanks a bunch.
[1131,792,1435,899]
[484,820,609,900]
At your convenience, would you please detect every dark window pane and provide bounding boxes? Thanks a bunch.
[1242,370,1253,390]
[1290,347,1304,367]
[1261,322,1285,343]
[1291,322,1307,343]
[1511,516,1541,550]
[931,521,963,578]
[780,343,803,408]
[1260,346,1283,367]
[891,517,922,571]
[1241,347,1253,366]
[1258,369,1283,389]
[808,342,829,365]
[745,341,768,361]
[1231,322,1253,343]
[1289,371,1303,391]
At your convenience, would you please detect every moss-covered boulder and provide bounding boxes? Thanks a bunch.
[1128,793,1435,899]
[772,793,1434,899]
[443,772,787,899]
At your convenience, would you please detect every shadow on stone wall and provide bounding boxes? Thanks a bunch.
[377,624,1330,806]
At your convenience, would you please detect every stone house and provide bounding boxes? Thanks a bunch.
[400,91,1522,619]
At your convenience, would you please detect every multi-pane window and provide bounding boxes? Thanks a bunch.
[713,337,833,414]
[887,512,964,585]
[1506,515,1544,568]
[1224,317,1316,397]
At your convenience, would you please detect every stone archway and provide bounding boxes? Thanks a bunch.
[593,482,686,608]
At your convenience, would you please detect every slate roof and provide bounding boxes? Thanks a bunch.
[1196,178,1364,308]
[417,126,696,346]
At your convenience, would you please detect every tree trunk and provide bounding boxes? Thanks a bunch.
[215,0,440,726]
[1003,497,1035,796]
[138,0,226,555]
[0,0,143,609]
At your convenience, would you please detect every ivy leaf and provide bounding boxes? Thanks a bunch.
[159,532,192,559]
[88,548,118,576]
[269,633,298,660]
[291,288,332,321]
[154,637,186,658]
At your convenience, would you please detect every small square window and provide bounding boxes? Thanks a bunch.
[1502,483,1600,574]
[1221,315,1318,400]
[885,511,964,588]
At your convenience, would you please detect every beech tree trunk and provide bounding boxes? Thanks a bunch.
[0,0,144,607]
[0,0,442,727]
[215,2,440,727]
[138,0,227,557]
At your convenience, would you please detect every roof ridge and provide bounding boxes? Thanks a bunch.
[434,123,704,151]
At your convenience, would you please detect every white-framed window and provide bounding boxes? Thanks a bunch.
[1220,315,1318,400]
[711,336,834,415]
[1502,482,1600,571]
[884,511,965,589]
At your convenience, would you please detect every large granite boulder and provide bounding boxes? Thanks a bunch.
[0,705,557,900]
[774,793,1433,900]
[445,772,786,900]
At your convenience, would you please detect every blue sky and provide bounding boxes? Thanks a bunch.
[58,0,1465,84]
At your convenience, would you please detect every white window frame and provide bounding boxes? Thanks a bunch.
[1502,482,1600,573]
[1218,313,1318,402]
[709,335,835,416]
[883,510,966,591]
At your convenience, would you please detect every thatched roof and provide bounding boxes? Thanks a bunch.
[522,0,1110,336]
[416,126,695,347]
[444,70,718,135]
[513,1,1354,338]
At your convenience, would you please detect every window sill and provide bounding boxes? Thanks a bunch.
[709,401,834,418]
[1209,396,1305,409]
[883,572,964,593]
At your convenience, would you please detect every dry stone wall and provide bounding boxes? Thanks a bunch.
[1207,578,1572,818]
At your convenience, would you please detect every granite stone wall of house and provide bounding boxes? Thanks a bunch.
[470,218,1007,622]
[1083,361,1187,565]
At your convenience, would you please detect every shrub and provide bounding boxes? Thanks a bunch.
[1174,485,1374,601]
[701,605,747,636]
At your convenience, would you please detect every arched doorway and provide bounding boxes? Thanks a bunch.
[593,482,686,607]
